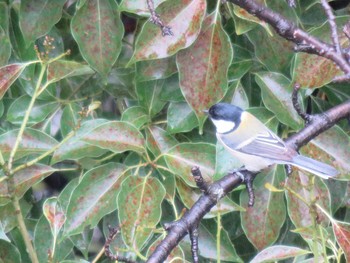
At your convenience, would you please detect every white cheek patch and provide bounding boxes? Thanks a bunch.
[211,119,236,133]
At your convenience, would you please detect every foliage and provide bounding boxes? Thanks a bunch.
[0,0,349,262]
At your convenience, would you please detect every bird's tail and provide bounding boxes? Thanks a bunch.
[290,155,338,179]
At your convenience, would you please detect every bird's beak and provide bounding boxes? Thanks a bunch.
[202,109,209,115]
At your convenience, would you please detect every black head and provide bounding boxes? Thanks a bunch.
[208,103,243,121]
[207,103,243,134]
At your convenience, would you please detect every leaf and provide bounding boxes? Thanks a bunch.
[250,245,310,263]
[255,71,303,130]
[0,26,11,67]
[60,103,81,137]
[136,79,167,117]
[292,17,349,88]
[0,63,26,99]
[136,56,177,82]
[164,143,215,187]
[64,163,129,236]
[34,216,74,263]
[0,128,58,161]
[121,106,150,129]
[229,81,249,110]
[120,0,166,16]
[285,170,331,229]
[177,12,233,133]
[247,27,294,74]
[240,166,286,250]
[0,240,21,263]
[43,197,66,239]
[0,164,57,205]
[333,221,350,262]
[7,95,59,125]
[307,125,350,180]
[118,176,165,249]
[145,126,177,157]
[177,179,244,218]
[80,121,145,153]
[0,200,32,233]
[19,0,66,44]
[167,102,198,134]
[47,60,94,83]
[71,0,124,77]
[232,1,270,34]
[129,0,206,63]
[194,224,242,262]
[52,119,109,164]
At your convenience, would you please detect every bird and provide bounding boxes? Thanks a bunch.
[206,103,338,179]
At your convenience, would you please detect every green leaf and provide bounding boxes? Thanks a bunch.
[19,0,66,44]
[232,2,271,34]
[136,56,177,82]
[229,81,249,110]
[64,163,129,236]
[167,102,198,134]
[80,121,145,153]
[0,240,21,263]
[240,166,286,250]
[7,95,59,125]
[0,128,58,161]
[177,179,244,218]
[47,60,94,83]
[165,143,215,187]
[52,119,108,164]
[71,0,124,77]
[195,224,242,262]
[145,126,177,157]
[121,106,150,129]
[136,79,167,117]
[0,63,26,99]
[0,200,32,233]
[129,0,206,63]
[120,0,166,16]
[247,27,294,74]
[177,12,233,133]
[255,71,303,130]
[250,245,311,263]
[34,216,73,263]
[0,26,11,67]
[60,103,81,137]
[285,171,331,229]
[0,164,57,206]
[118,176,165,249]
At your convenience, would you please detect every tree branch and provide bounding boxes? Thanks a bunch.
[226,0,350,80]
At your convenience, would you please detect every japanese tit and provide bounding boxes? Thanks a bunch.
[207,103,338,179]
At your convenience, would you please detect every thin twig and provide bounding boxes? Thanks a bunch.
[146,0,173,36]
[105,226,136,263]
[320,0,342,56]
[292,83,312,123]
[189,227,199,263]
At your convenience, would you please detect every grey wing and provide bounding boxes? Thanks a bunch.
[236,130,295,161]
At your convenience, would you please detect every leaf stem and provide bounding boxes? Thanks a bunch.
[216,209,222,263]
[7,63,47,172]
[12,130,76,174]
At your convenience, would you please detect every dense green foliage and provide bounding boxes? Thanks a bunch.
[0,0,349,262]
